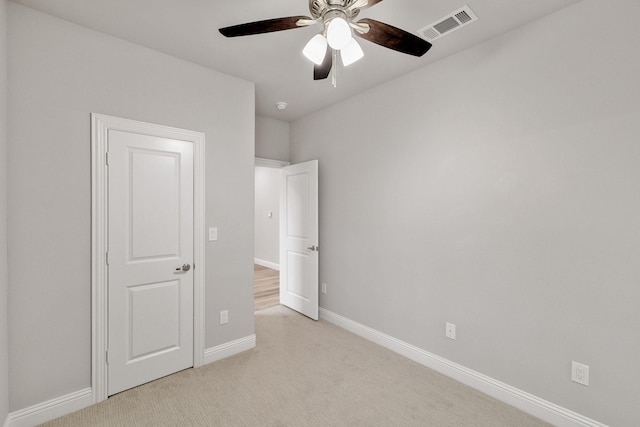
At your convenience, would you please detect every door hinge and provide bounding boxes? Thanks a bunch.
[105,251,109,265]
[105,152,109,165]
[106,349,109,364]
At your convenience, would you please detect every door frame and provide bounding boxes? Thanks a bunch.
[91,114,206,402]
[255,158,290,168]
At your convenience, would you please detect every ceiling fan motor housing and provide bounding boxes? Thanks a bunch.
[323,9,348,25]
[309,0,360,20]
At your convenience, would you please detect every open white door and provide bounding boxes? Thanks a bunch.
[279,160,319,320]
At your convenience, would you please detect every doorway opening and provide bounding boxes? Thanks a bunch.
[254,158,289,311]
[254,158,319,319]
[92,114,206,402]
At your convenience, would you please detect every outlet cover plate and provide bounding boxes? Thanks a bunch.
[445,322,456,340]
[571,361,590,386]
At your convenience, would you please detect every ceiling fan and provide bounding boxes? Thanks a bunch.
[219,0,432,82]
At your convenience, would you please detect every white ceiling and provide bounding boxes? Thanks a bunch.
[10,0,579,121]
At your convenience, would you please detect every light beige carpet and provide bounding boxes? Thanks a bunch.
[41,305,551,426]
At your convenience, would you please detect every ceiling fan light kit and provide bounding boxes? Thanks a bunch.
[340,38,364,66]
[326,13,352,50]
[303,34,329,65]
[219,0,432,83]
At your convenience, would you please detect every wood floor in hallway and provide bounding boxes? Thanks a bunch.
[254,264,280,311]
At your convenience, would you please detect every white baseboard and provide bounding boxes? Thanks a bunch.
[203,334,256,365]
[4,335,256,427]
[254,258,279,271]
[5,387,93,427]
[319,308,607,427]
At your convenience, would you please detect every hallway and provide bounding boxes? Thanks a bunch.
[254,264,279,311]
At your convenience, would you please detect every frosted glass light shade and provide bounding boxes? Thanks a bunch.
[327,17,352,50]
[340,38,364,66]
[303,34,328,65]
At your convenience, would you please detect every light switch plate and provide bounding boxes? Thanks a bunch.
[209,227,218,241]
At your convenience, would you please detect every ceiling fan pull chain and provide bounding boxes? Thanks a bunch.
[332,49,338,88]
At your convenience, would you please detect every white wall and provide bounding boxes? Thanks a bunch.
[254,166,280,267]
[0,0,9,423]
[7,3,255,411]
[290,0,640,426]
[255,115,289,162]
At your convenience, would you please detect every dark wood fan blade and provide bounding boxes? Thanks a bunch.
[219,16,312,37]
[355,18,432,57]
[314,48,333,80]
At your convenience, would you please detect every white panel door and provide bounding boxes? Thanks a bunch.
[280,160,319,320]
[108,130,194,395]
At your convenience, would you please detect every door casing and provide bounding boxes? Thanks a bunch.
[91,113,206,403]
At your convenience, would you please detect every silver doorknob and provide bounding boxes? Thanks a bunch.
[175,263,191,272]
[306,245,319,252]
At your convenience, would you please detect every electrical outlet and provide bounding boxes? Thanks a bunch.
[321,282,327,294]
[445,322,456,340]
[571,361,590,386]
[219,310,228,325]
